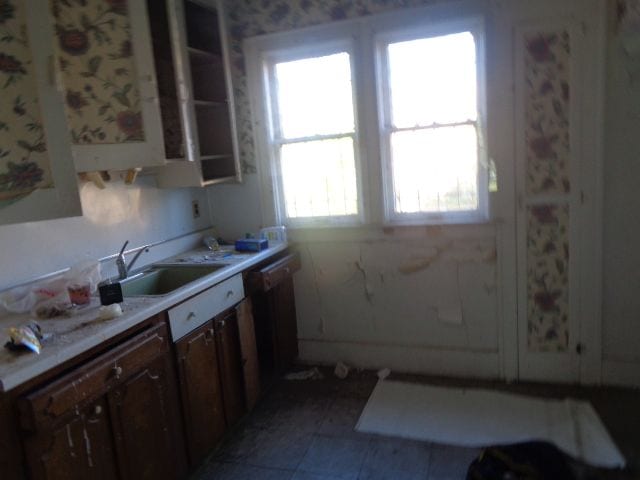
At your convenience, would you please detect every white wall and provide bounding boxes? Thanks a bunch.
[208,178,501,379]
[0,175,210,291]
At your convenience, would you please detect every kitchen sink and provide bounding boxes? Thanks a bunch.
[120,265,226,296]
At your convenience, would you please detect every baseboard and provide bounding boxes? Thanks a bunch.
[602,359,640,389]
[298,339,501,379]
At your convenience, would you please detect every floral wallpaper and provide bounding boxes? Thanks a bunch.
[0,0,54,205]
[50,0,144,144]
[223,0,443,173]
[527,204,570,352]
[523,30,571,195]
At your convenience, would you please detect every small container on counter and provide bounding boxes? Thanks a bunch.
[67,283,91,306]
[235,238,269,252]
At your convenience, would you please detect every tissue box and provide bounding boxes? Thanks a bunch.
[235,238,268,252]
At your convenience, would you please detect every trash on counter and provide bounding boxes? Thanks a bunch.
[98,303,123,320]
[260,226,287,243]
[377,368,391,380]
[5,322,46,354]
[34,301,73,319]
[235,238,268,252]
[1,260,101,314]
[203,235,220,251]
[65,260,101,307]
[284,367,324,380]
[67,283,91,306]
[334,361,351,379]
[98,282,123,306]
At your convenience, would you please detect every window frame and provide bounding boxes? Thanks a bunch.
[375,17,489,226]
[250,32,366,229]
[244,6,490,230]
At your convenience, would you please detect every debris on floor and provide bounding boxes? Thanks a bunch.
[284,367,324,380]
[334,361,350,379]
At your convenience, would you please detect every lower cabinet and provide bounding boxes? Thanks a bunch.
[18,322,188,480]
[175,297,258,469]
[247,252,301,387]
[175,320,226,467]
[21,397,118,480]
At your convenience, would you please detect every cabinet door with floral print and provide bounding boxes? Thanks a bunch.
[0,0,81,225]
[49,0,165,172]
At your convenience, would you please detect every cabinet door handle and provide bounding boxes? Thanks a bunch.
[94,405,103,415]
[187,311,197,321]
[219,320,225,328]
[226,290,234,298]
[112,366,123,378]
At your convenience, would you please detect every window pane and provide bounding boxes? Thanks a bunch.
[391,125,478,213]
[280,137,358,218]
[388,32,477,127]
[275,53,355,139]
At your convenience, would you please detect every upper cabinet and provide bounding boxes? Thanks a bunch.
[49,0,166,172]
[151,0,241,187]
[0,0,82,225]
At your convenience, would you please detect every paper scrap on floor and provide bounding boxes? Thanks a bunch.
[356,380,625,469]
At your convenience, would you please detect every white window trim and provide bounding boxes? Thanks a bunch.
[245,2,490,230]
[375,16,489,226]
[246,24,367,229]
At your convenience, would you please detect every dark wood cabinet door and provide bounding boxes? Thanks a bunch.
[270,277,299,371]
[175,321,226,468]
[215,310,246,427]
[107,353,187,480]
[236,297,260,411]
[23,397,119,480]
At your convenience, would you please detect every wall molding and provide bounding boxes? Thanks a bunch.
[298,339,501,379]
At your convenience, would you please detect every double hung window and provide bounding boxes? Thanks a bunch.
[248,11,487,227]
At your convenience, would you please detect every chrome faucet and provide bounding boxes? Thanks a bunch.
[116,241,150,280]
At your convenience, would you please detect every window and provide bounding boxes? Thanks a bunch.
[263,47,361,226]
[378,28,487,224]
[247,10,487,228]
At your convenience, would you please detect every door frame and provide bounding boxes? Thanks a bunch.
[494,0,605,384]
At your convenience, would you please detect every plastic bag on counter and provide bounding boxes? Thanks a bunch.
[0,276,69,315]
[0,260,102,316]
[64,260,102,305]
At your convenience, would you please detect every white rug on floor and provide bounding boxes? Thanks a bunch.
[355,380,625,469]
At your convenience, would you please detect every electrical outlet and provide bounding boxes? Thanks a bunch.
[192,200,200,219]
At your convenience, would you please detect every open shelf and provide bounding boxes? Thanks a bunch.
[185,0,222,54]
[148,0,185,160]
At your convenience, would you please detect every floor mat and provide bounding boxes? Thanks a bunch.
[355,380,625,469]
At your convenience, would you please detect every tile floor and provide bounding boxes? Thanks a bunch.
[193,368,639,480]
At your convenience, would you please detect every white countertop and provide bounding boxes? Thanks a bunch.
[0,242,288,393]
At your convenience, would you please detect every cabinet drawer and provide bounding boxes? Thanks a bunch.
[247,252,301,293]
[168,273,244,342]
[19,322,169,431]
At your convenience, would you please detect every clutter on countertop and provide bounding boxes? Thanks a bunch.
[0,260,102,316]
[4,322,48,354]
[235,237,269,252]
[260,226,287,243]
[98,303,123,320]
[98,282,123,306]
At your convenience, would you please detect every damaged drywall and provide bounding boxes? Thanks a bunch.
[293,232,499,366]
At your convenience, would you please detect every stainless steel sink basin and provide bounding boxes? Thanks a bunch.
[120,265,225,296]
